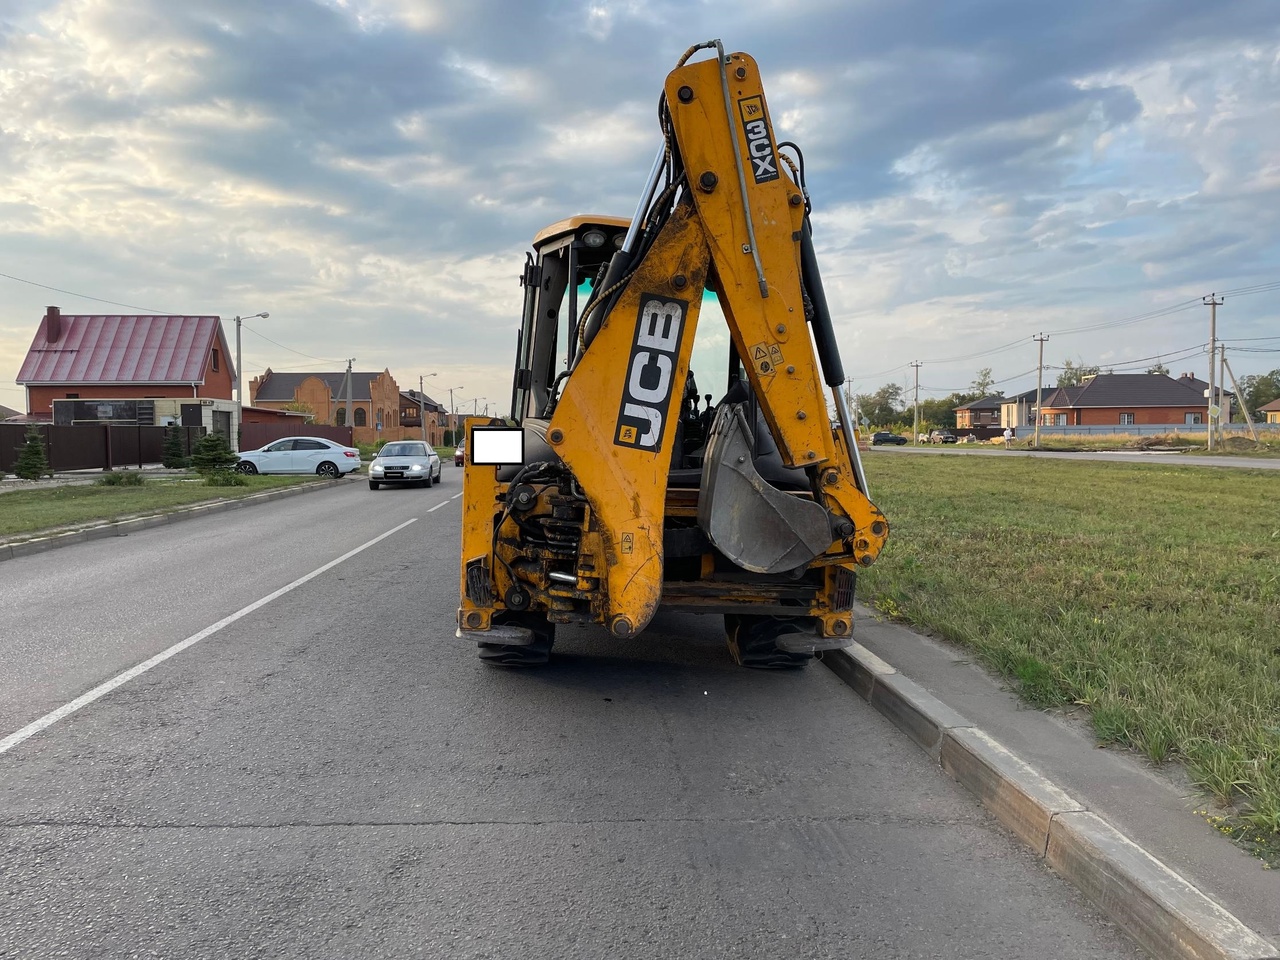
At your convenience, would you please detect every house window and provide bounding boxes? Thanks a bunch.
[1185,413,1202,425]
[211,349,219,372]
[335,408,346,426]
[1053,414,1067,426]
[354,408,367,427]
[1119,412,1134,425]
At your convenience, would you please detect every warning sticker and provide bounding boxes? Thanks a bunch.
[621,533,634,555]
[750,341,778,377]
[617,424,638,444]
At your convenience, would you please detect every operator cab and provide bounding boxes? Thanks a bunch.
[510,216,802,488]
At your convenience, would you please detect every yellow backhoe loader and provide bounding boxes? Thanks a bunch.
[458,40,888,667]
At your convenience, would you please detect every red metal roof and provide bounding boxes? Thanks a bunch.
[16,315,229,385]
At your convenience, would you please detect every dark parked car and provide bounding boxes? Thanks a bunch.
[870,431,908,446]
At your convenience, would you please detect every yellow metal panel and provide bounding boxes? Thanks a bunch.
[665,51,832,468]
[546,205,712,635]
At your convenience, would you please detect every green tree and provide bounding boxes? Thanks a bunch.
[1237,369,1280,422]
[13,426,52,480]
[1057,359,1100,388]
[283,401,316,423]
[162,425,189,469]
[1146,362,1170,376]
[855,383,906,426]
[971,367,996,396]
[190,432,239,476]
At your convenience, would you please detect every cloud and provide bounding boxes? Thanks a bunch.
[1,0,1278,416]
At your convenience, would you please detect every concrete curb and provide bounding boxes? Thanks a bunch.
[0,480,339,564]
[824,643,1278,960]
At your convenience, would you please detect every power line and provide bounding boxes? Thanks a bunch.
[0,270,176,314]
[240,323,344,364]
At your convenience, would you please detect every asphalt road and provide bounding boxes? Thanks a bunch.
[0,469,1144,959]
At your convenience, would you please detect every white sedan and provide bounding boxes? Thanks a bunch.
[235,437,362,478]
[368,441,442,489]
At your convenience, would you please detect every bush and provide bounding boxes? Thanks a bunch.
[162,425,190,469]
[203,470,247,487]
[96,470,145,487]
[190,432,239,475]
[13,426,52,480]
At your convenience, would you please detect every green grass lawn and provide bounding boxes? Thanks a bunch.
[857,454,1280,861]
[0,475,316,539]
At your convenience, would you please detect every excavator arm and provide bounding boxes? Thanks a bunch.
[458,41,887,664]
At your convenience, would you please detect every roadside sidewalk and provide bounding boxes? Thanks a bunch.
[827,605,1279,960]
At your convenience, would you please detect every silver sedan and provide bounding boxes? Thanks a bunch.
[368,441,442,489]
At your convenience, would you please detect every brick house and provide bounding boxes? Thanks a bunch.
[15,306,240,443]
[398,390,448,445]
[1036,373,1217,427]
[1000,388,1043,428]
[955,394,1003,428]
[249,368,436,445]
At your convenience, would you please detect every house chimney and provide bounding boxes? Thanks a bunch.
[45,306,62,343]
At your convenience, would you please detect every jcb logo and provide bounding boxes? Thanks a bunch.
[614,296,688,450]
[738,95,778,183]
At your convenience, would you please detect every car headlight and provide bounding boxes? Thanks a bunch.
[371,464,384,474]
[409,464,423,472]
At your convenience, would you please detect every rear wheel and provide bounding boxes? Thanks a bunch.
[236,461,257,475]
[724,614,814,669]
[317,462,339,479]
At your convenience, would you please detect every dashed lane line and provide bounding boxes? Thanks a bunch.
[0,518,419,756]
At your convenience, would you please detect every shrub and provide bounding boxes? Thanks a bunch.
[13,426,52,480]
[162,425,190,469]
[96,470,145,487]
[203,470,247,487]
[190,432,239,475]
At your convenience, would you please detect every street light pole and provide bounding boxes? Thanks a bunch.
[446,386,463,443]
[229,311,269,408]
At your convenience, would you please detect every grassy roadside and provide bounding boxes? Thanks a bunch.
[0,475,317,539]
[1006,432,1280,457]
[857,455,1280,863]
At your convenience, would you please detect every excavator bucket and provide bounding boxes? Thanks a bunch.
[697,403,834,575]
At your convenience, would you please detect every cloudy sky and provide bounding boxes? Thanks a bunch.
[2,0,1278,417]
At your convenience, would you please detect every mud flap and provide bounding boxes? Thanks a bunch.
[697,403,832,574]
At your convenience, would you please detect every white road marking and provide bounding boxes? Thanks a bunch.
[0,518,419,756]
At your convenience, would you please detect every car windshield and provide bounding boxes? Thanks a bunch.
[381,443,426,458]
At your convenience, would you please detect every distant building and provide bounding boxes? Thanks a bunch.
[249,368,446,444]
[954,394,1003,428]
[1037,373,1221,427]
[15,306,239,443]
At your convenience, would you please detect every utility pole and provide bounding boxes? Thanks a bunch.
[1034,334,1049,449]
[229,311,268,407]
[910,361,922,443]
[1222,350,1259,443]
[343,359,354,431]
[1204,294,1222,451]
